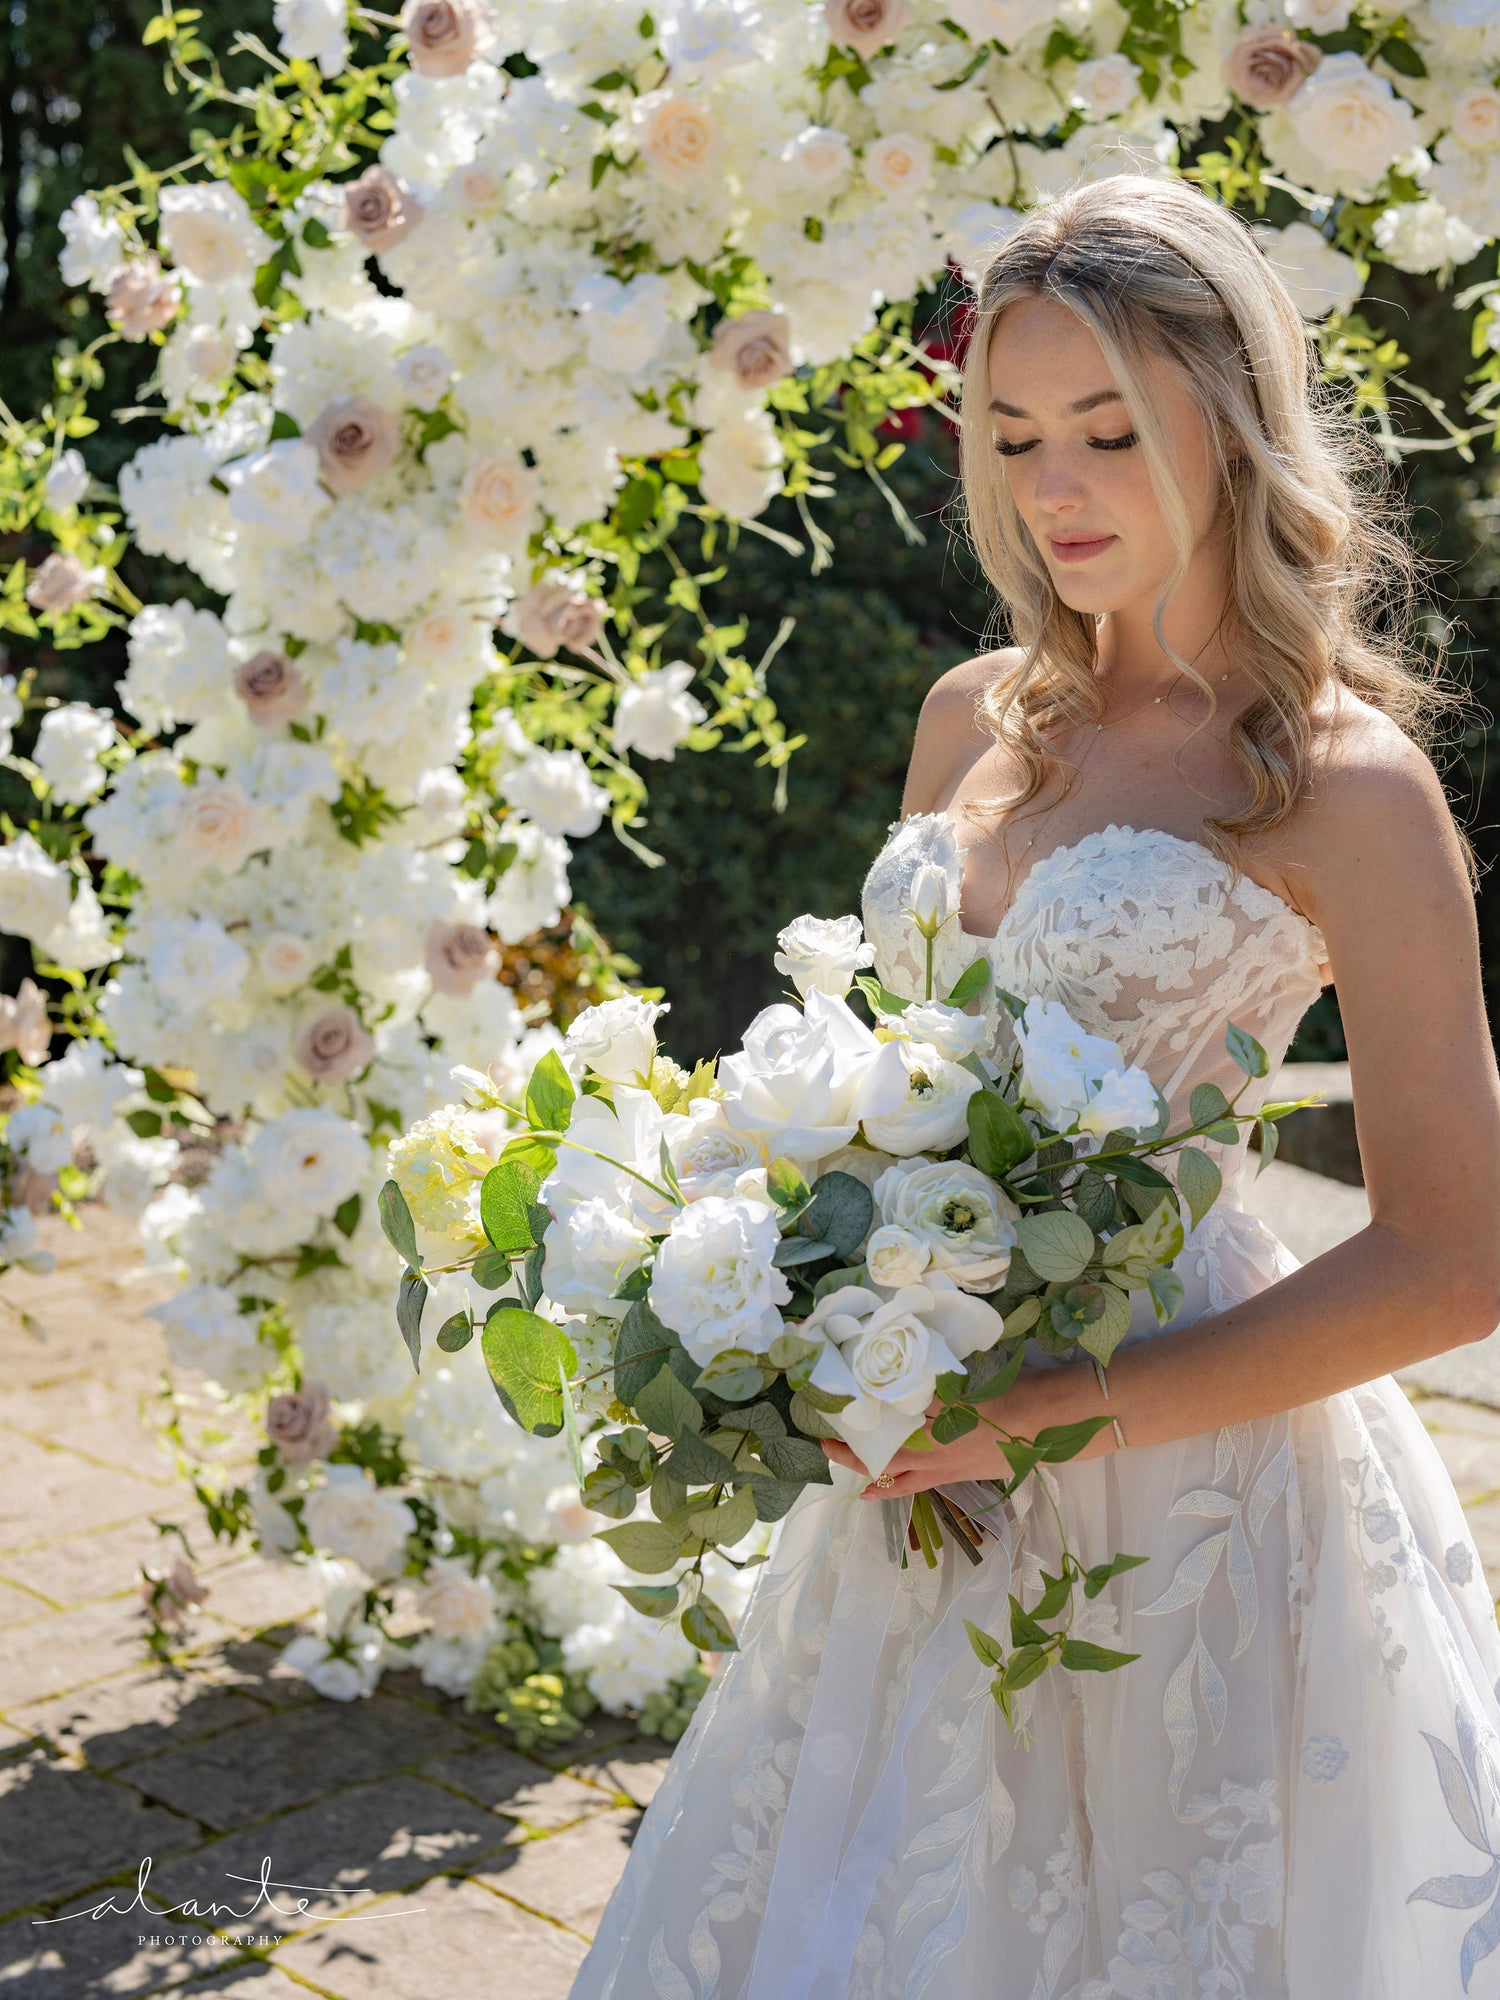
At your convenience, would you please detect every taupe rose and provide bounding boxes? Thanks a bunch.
[305,396,401,497]
[233,649,309,726]
[425,918,501,997]
[24,552,105,614]
[267,1380,339,1466]
[294,1005,375,1085]
[1222,25,1321,110]
[105,257,180,340]
[506,581,606,660]
[707,309,794,392]
[341,164,425,253]
[400,0,491,76]
[824,0,911,60]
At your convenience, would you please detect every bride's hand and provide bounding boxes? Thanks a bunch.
[819,1367,1069,1499]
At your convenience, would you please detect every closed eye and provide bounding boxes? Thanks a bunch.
[994,432,1138,457]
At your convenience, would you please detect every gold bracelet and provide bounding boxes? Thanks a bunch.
[1089,1355,1128,1451]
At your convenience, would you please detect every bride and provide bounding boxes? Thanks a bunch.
[567,174,1500,1999]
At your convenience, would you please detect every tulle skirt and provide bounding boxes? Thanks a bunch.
[568,1202,1500,2000]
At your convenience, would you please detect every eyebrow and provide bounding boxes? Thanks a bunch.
[988,389,1126,418]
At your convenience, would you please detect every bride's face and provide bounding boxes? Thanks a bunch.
[985,295,1224,618]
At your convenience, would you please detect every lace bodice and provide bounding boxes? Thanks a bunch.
[860,812,1330,1195]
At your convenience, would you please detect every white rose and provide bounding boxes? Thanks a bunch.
[647,1193,791,1366]
[873,1156,1019,1290]
[259,931,320,994]
[39,878,115,973]
[460,450,541,551]
[718,987,908,1167]
[805,1279,999,1478]
[499,747,609,839]
[59,193,127,292]
[0,673,19,756]
[179,776,261,874]
[563,995,668,1086]
[1450,86,1500,154]
[859,1039,981,1156]
[864,1223,930,1289]
[1285,53,1420,190]
[697,408,785,521]
[0,834,72,943]
[246,1108,368,1216]
[1076,1064,1160,1137]
[484,820,572,943]
[1254,221,1364,321]
[44,448,90,513]
[781,126,853,189]
[571,271,674,377]
[773,914,876,1001]
[863,132,933,198]
[395,342,454,410]
[149,1282,265,1392]
[611,662,707,762]
[544,1196,656,1316]
[33,705,115,806]
[1070,53,1140,122]
[158,182,267,288]
[670,1103,765,1200]
[1013,998,1126,1131]
[907,858,958,932]
[303,1464,415,1575]
[273,0,351,77]
[39,1036,141,1137]
[223,441,331,543]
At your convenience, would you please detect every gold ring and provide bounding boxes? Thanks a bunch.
[872,1473,896,1490]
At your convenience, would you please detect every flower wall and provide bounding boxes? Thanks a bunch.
[1,0,1498,1723]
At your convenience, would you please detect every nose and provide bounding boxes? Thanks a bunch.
[1029,443,1091,513]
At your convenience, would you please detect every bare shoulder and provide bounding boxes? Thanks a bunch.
[902,646,1023,816]
[1278,684,1469,928]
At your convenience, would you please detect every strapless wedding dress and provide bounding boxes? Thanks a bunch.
[568,814,1500,2000]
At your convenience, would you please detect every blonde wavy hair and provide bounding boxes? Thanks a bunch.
[953,172,1467,874]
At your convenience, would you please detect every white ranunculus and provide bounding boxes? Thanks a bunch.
[0,834,74,944]
[7,1100,73,1174]
[303,1463,415,1574]
[718,986,909,1167]
[1076,1064,1160,1137]
[159,183,267,288]
[143,915,250,1010]
[563,995,668,1085]
[773,914,876,1001]
[873,1156,1019,1290]
[805,1279,1001,1478]
[697,408,785,521]
[1285,53,1420,189]
[246,1108,369,1216]
[859,1039,982,1156]
[273,0,350,77]
[44,448,90,513]
[499,747,609,838]
[1012,998,1126,1132]
[1255,221,1364,321]
[611,662,707,762]
[544,1196,656,1316]
[864,1223,931,1290]
[222,440,331,542]
[648,1193,791,1365]
[33,700,115,800]
[150,1282,265,1392]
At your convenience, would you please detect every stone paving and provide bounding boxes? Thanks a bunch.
[3,1173,1500,2000]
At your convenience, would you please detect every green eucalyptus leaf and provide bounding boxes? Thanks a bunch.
[1148,1265,1186,1325]
[582,1464,639,1520]
[614,1302,696,1403]
[762,1434,834,1483]
[1014,1210,1095,1283]
[1175,1146,1221,1231]
[599,1519,689,1574]
[612,1582,678,1618]
[1060,1638,1140,1672]
[1076,1280,1133,1366]
[635,1362,705,1438]
[681,1593,739,1652]
[799,1171,874,1260]
[397,1267,426,1373]
[378,1179,422,1270]
[480,1305,577,1437]
[1225,1022,1269,1079]
[471,1247,513,1289]
[481,1157,541,1253]
[525,1049,576,1132]
[789,1389,843,1438]
[436,1309,474,1352]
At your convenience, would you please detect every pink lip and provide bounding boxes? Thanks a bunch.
[1048,533,1117,562]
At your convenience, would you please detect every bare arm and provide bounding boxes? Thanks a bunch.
[900,651,1013,817]
[834,714,1500,1490]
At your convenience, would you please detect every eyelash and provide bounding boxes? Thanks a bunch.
[993,432,1139,458]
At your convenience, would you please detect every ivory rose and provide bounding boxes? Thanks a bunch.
[179,777,260,874]
[305,395,402,496]
[294,1006,376,1085]
[341,163,424,253]
[1222,25,1321,111]
[460,450,540,549]
[864,132,934,198]
[233,649,308,726]
[105,257,179,340]
[631,91,724,189]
